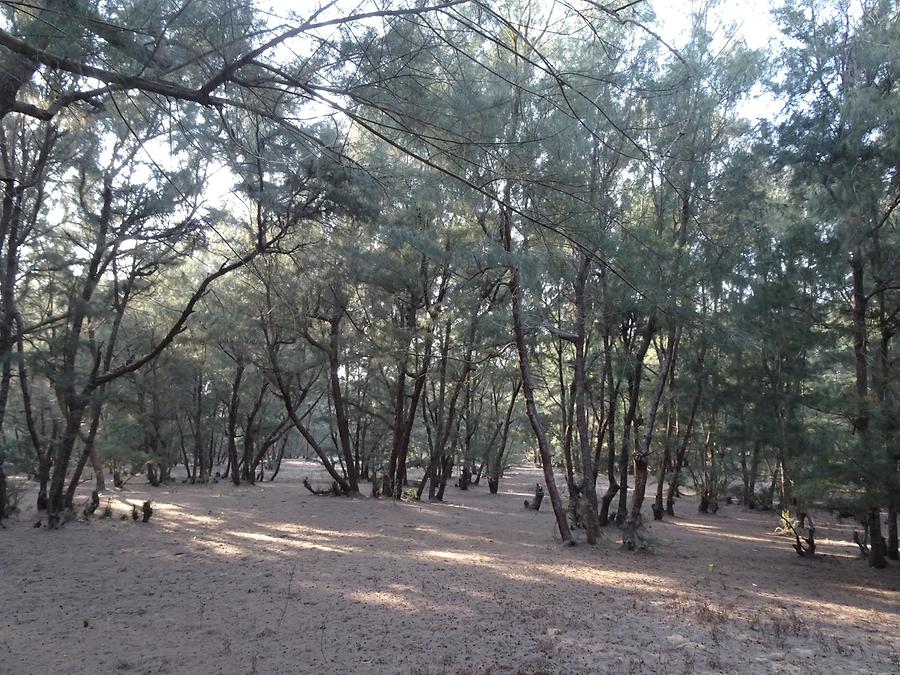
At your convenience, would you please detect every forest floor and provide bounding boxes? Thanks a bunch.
[2,462,899,675]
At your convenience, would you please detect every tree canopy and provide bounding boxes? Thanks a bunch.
[0,0,897,567]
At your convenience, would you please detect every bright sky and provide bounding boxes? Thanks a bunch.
[652,0,781,50]
[197,0,785,203]
[650,0,783,121]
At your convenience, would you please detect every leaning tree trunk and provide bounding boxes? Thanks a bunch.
[624,326,679,549]
[598,319,618,526]
[47,405,87,527]
[505,230,571,544]
[616,315,656,526]
[653,406,677,520]
[666,343,705,516]
[241,384,267,484]
[418,320,475,501]
[325,315,359,493]
[390,303,438,499]
[488,379,521,494]
[16,314,49,509]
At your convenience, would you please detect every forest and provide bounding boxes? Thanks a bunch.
[1,0,898,556]
[0,0,898,671]
[0,0,900,673]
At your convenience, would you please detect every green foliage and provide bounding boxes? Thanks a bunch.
[0,0,895,550]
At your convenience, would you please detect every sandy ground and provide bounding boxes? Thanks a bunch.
[2,461,899,675]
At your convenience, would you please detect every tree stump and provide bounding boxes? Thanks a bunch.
[458,466,472,490]
[524,483,544,511]
[83,490,100,517]
[567,483,584,528]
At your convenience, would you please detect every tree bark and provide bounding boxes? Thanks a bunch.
[616,314,656,525]
[325,315,359,493]
[653,406,677,520]
[488,379,521,494]
[887,503,898,561]
[503,211,571,543]
[666,337,706,516]
[226,361,244,486]
[598,297,619,526]
[625,326,679,548]
[573,254,600,543]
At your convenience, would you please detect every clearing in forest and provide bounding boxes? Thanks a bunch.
[2,461,898,674]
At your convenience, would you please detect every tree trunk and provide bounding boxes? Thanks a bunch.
[887,503,898,561]
[616,315,656,526]
[598,318,618,526]
[559,350,577,502]
[625,326,679,549]
[34,453,48,508]
[47,406,87,527]
[850,247,869,434]
[391,318,436,499]
[226,361,244,486]
[487,379,521,495]
[194,373,208,483]
[64,399,105,508]
[573,254,600,544]
[268,437,287,481]
[89,445,105,492]
[653,406,677,520]
[16,314,49,510]
[0,461,7,521]
[506,230,572,544]
[326,315,359,493]
[741,441,761,507]
[666,348,704,516]
[868,507,887,568]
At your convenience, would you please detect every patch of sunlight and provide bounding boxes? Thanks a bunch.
[346,589,416,610]
[426,549,476,562]
[227,529,354,554]
[418,550,561,584]
[711,532,784,545]
[542,565,668,590]
[671,520,782,546]
[753,591,900,622]
[673,521,718,531]
[256,522,380,541]
[189,537,246,556]
[172,511,226,526]
[829,584,900,602]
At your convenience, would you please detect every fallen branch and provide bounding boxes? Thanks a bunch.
[303,477,342,496]
[780,512,816,557]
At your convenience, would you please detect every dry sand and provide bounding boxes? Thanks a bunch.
[2,461,899,674]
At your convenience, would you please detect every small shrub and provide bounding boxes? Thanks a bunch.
[5,478,25,514]
[695,602,728,624]
[770,608,806,639]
